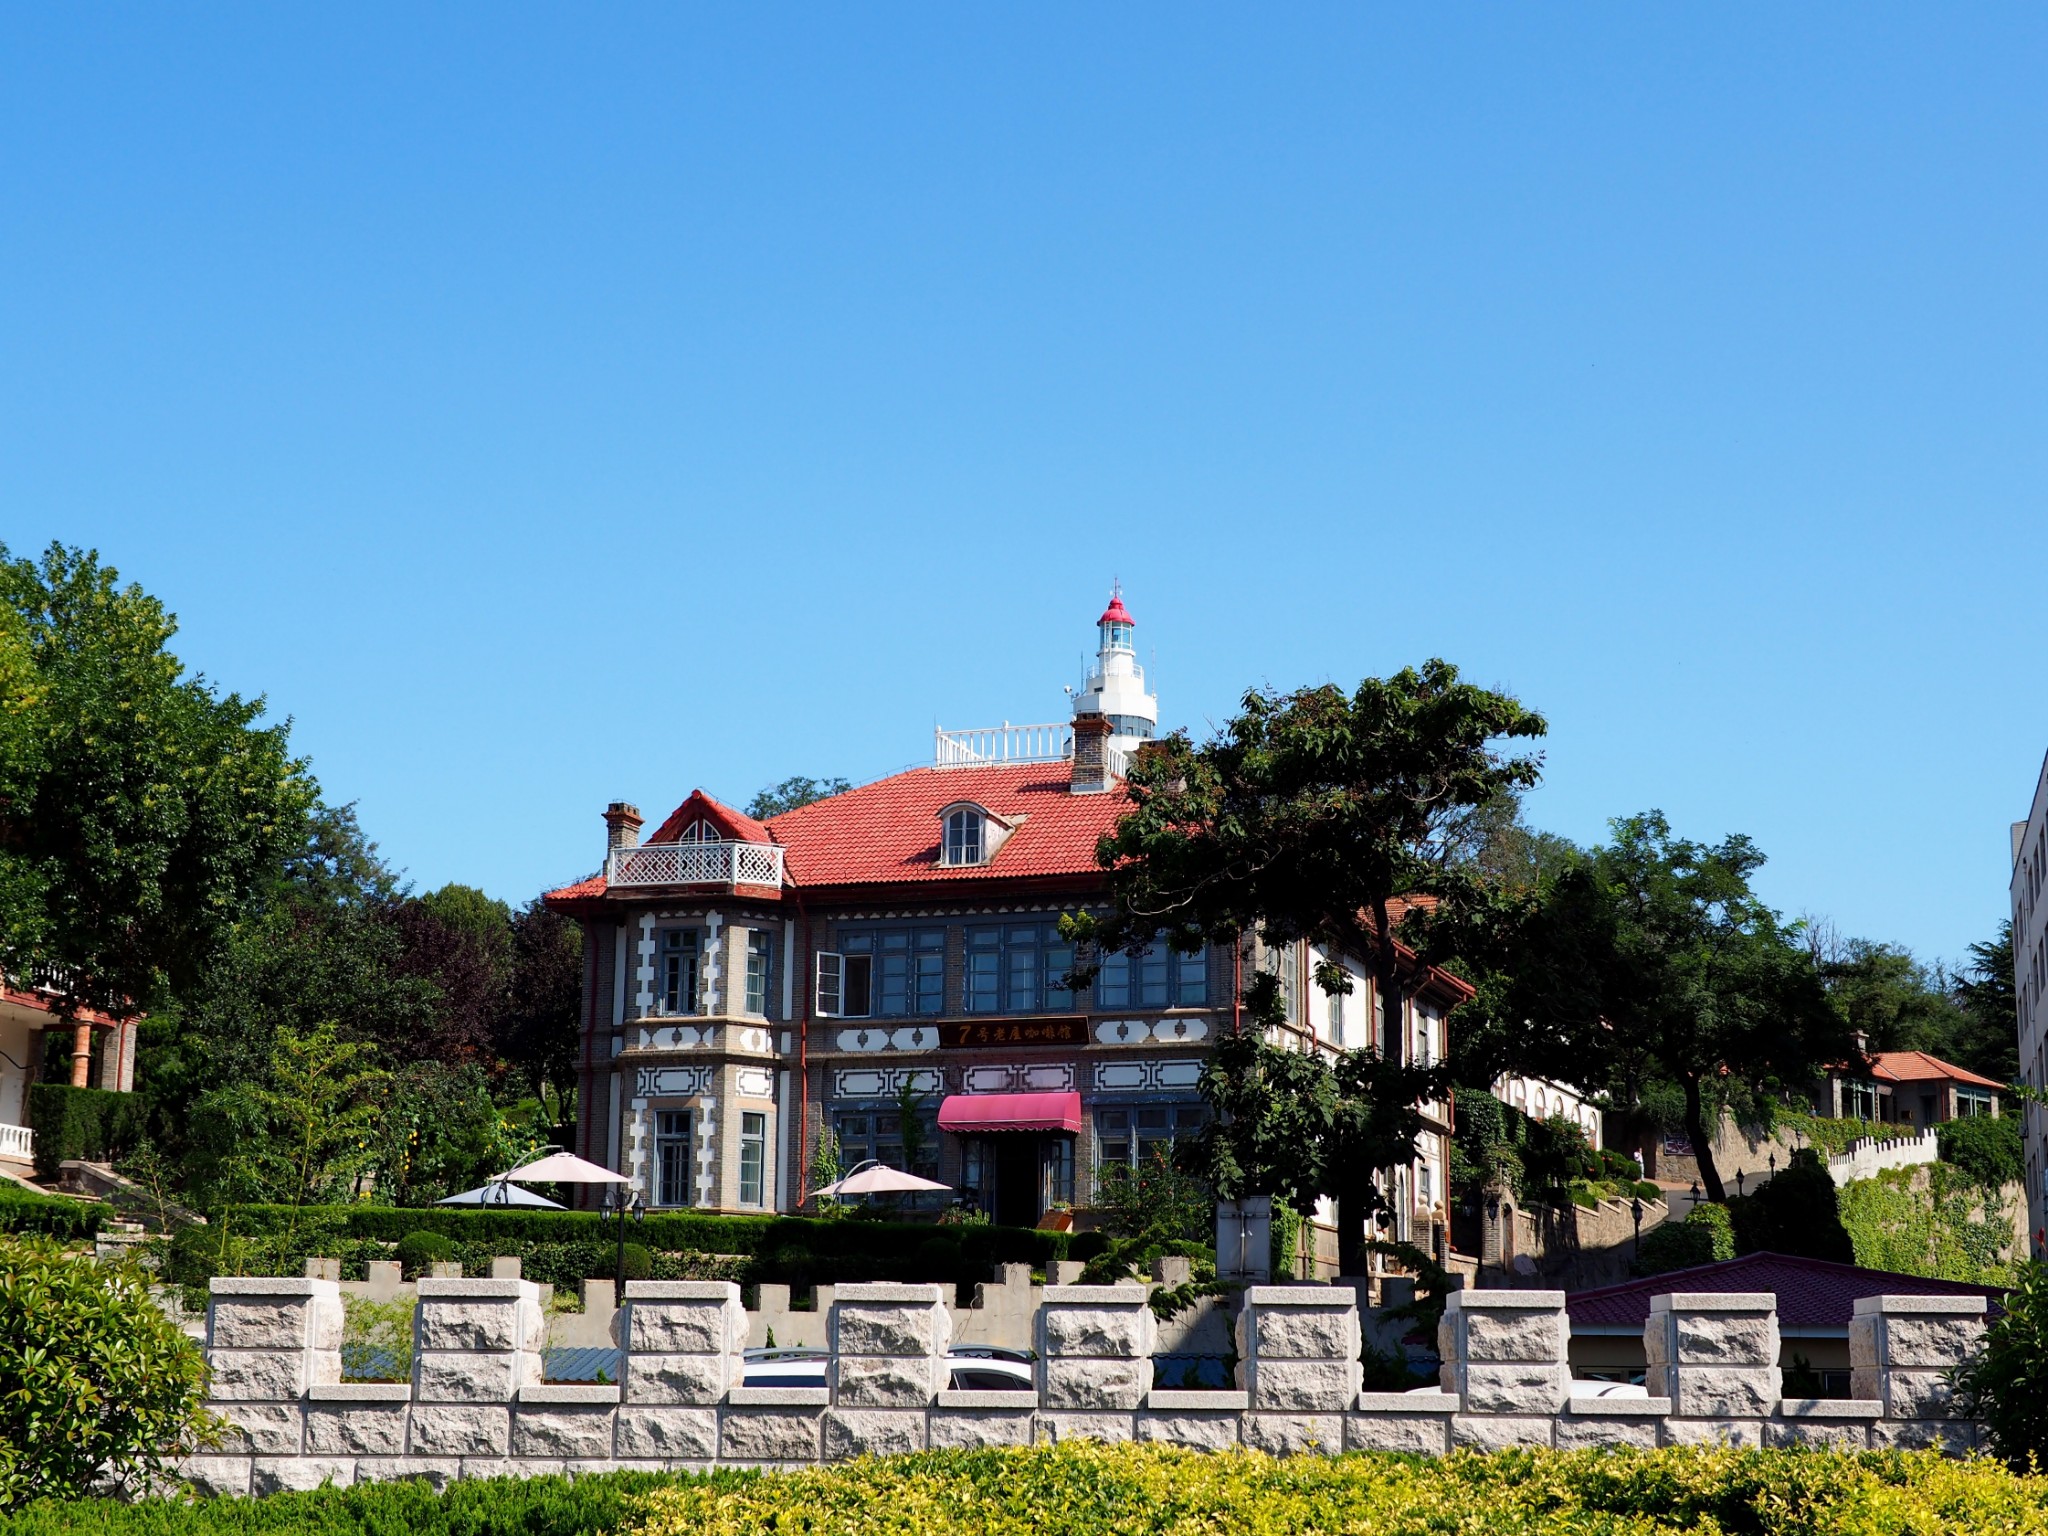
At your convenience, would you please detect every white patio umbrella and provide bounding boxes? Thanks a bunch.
[437,1180,565,1208]
[502,1152,631,1185]
[811,1161,952,1199]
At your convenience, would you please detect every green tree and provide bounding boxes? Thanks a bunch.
[1807,924,1967,1058]
[0,1236,219,1506]
[1076,663,1545,1272]
[0,543,315,1021]
[1955,1259,2048,1470]
[748,776,851,819]
[1953,922,2019,1085]
[190,1022,389,1209]
[499,898,584,1100]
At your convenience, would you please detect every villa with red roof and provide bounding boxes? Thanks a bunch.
[545,592,1466,1267]
[1817,1049,2002,1127]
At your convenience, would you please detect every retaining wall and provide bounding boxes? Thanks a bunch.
[181,1278,1989,1495]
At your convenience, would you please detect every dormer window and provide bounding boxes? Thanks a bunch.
[678,820,719,843]
[943,807,985,866]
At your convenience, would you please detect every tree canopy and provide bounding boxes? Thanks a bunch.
[747,776,851,819]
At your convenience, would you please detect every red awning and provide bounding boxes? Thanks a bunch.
[937,1091,1083,1134]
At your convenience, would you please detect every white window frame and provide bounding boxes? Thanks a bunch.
[942,807,985,867]
[814,951,873,1018]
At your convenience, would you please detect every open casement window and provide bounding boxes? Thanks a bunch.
[813,951,874,1018]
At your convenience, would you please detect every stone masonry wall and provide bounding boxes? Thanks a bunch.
[181,1279,1990,1495]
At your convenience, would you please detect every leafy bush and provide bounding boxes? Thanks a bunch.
[1956,1258,2048,1469]
[1724,1149,1854,1264]
[394,1231,455,1277]
[0,1236,218,1507]
[1633,1202,1735,1276]
[618,1242,653,1282]
[1836,1162,2016,1285]
[0,1185,104,1240]
[340,1295,415,1383]
[1940,1113,2023,1189]
[26,1083,148,1178]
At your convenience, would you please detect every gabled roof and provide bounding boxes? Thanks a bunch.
[765,762,1121,888]
[1862,1051,2004,1091]
[1566,1250,2004,1332]
[644,790,774,848]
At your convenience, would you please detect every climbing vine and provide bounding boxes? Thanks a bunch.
[1836,1163,2016,1286]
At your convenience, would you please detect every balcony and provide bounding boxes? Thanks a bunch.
[606,840,786,889]
[934,722,1073,767]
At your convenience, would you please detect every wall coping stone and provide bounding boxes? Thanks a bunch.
[308,1384,411,1403]
[1565,1398,1674,1417]
[417,1279,533,1300]
[728,1386,830,1407]
[623,1281,742,1302]
[1043,1285,1149,1304]
[936,1391,1038,1410]
[1447,1291,1566,1310]
[1149,1391,1249,1411]
[517,1385,619,1405]
[1779,1399,1884,1419]
[210,1278,338,1297]
[832,1283,948,1304]
[1243,1286,1360,1307]
[1652,1293,1775,1313]
[1852,1295,1989,1317]
[1357,1392,1459,1413]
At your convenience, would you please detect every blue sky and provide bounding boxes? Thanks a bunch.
[3,8,2042,965]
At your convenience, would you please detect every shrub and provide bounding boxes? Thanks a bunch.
[395,1231,455,1277]
[618,1242,653,1282]
[0,1185,104,1240]
[1940,1113,2023,1189]
[26,1083,148,1178]
[340,1295,415,1384]
[1633,1201,1735,1277]
[0,1235,218,1507]
[1956,1258,2048,1469]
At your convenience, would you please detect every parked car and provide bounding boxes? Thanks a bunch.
[740,1344,1036,1392]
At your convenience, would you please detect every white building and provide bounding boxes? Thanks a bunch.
[2013,750,2048,1250]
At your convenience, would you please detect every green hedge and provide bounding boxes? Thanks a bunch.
[7,1447,2048,1533]
[204,1205,1101,1289]
[26,1084,148,1178]
[0,1185,104,1240]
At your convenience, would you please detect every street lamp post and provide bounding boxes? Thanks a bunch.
[1630,1194,1644,1262]
[600,1184,644,1288]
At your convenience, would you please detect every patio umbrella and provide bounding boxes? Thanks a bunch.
[503,1152,630,1184]
[811,1162,952,1199]
[436,1180,565,1208]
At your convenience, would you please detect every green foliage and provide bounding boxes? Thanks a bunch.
[1725,1149,1854,1265]
[0,1185,104,1240]
[190,1022,389,1208]
[1938,1114,2022,1190]
[0,542,315,1022]
[0,1236,219,1508]
[25,1084,148,1178]
[618,1242,654,1282]
[1956,1259,2048,1469]
[1774,1109,1885,1157]
[1634,1202,1736,1277]
[1952,922,2020,1085]
[339,1294,414,1383]
[394,1230,455,1277]
[1836,1163,2016,1285]
[370,1061,542,1208]
[747,776,852,819]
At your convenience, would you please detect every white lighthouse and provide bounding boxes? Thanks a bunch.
[1071,583,1159,756]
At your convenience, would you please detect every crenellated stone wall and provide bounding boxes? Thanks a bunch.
[180,1279,1991,1495]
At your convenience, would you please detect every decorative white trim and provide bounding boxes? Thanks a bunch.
[735,1067,773,1098]
[1091,1058,1205,1094]
[833,1024,938,1053]
[636,1066,711,1097]
[961,1062,1075,1094]
[832,1066,946,1100]
[1094,1016,1211,1047]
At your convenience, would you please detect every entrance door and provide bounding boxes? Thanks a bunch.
[993,1136,1040,1228]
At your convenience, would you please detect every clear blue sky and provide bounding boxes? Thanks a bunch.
[4,8,2042,965]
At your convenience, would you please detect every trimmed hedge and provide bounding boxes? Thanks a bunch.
[203,1205,1102,1289]
[26,1084,147,1179]
[8,1447,2048,1532]
[0,1185,103,1240]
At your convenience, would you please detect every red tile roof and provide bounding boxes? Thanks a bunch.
[1566,1251,2004,1332]
[645,790,775,848]
[765,762,1123,889]
[1864,1051,2004,1091]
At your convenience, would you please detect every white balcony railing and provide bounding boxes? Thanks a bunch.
[934,721,1073,768]
[0,1123,32,1162]
[606,840,786,889]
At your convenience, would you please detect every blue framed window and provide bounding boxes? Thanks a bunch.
[1097,941,1208,1009]
[842,927,945,1017]
[964,924,1079,1014]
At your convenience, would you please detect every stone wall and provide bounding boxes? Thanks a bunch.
[182,1279,1990,1495]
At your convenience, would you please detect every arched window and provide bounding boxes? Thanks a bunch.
[678,820,719,843]
[942,807,985,867]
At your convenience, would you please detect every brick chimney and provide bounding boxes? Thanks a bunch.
[603,802,644,854]
[1071,713,1112,795]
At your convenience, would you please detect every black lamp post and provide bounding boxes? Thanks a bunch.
[600,1184,644,1288]
[1630,1193,1644,1261]
[1768,1152,1777,1178]
[1736,1169,1746,1196]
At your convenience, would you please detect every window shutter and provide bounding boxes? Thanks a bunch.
[815,952,844,1017]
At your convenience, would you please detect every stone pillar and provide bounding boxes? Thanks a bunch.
[1036,1284,1154,1442]
[1851,1293,1988,1449]
[201,1276,344,1495]
[824,1282,950,1459]
[617,1280,745,1465]
[1439,1289,1568,1450]
[1645,1292,1777,1446]
[407,1277,543,1474]
[1236,1286,1361,1454]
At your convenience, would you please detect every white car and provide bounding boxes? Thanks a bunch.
[741,1344,1036,1392]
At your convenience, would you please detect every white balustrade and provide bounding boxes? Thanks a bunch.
[0,1123,32,1161]
[934,722,1073,767]
[606,841,786,889]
